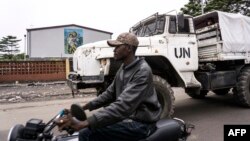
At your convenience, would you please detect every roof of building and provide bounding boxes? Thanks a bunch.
[26,24,113,35]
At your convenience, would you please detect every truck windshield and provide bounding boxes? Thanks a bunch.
[131,16,165,37]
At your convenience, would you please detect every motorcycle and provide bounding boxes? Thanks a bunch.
[8,104,194,141]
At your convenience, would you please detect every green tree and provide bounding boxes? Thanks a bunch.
[181,0,250,17]
[0,38,8,52]
[0,35,21,56]
[180,0,204,17]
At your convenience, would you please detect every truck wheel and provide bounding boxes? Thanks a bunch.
[185,88,208,99]
[153,75,175,118]
[8,124,24,141]
[213,88,230,95]
[233,67,250,107]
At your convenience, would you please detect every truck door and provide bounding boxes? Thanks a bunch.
[167,16,198,72]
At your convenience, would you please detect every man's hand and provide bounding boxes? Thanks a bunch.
[82,104,89,110]
[54,114,89,132]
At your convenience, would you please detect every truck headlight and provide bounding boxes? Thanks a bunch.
[100,59,107,66]
[100,68,104,72]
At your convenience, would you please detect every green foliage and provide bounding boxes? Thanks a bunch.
[0,53,26,61]
[0,35,21,54]
[0,35,21,60]
[15,53,26,60]
[181,0,203,17]
[181,0,250,17]
[12,53,25,60]
[1,54,12,60]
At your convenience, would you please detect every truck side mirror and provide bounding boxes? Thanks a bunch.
[177,13,184,31]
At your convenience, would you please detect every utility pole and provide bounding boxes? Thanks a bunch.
[24,34,26,60]
[201,0,204,14]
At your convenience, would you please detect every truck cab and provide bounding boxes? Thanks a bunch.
[129,13,200,88]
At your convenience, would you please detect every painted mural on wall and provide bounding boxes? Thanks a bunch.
[64,29,83,54]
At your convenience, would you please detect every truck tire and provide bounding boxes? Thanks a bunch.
[213,88,230,95]
[233,67,250,107]
[8,124,24,141]
[153,75,175,118]
[185,88,208,99]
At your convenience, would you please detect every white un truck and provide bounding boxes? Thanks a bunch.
[67,11,250,117]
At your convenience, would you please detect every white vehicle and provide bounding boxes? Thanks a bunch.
[67,11,250,117]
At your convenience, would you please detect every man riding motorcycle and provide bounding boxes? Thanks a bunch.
[56,32,162,141]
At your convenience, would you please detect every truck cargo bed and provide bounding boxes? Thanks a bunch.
[194,11,250,62]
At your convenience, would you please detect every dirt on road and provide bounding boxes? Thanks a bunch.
[0,81,96,104]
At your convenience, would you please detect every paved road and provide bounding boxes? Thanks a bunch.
[1,88,250,141]
[0,95,96,141]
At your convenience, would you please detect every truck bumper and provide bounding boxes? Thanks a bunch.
[67,78,103,91]
[67,79,84,90]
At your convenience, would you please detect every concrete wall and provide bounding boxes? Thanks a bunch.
[0,60,66,83]
[27,26,112,58]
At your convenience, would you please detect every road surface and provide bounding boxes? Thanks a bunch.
[1,88,250,141]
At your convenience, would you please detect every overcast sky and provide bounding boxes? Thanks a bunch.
[0,0,188,53]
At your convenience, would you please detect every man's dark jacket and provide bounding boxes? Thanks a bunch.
[86,58,162,128]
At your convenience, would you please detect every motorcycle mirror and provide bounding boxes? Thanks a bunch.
[70,104,87,121]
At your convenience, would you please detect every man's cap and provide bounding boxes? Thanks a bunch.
[107,32,139,47]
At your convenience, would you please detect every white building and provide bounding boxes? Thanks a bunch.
[27,24,112,58]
